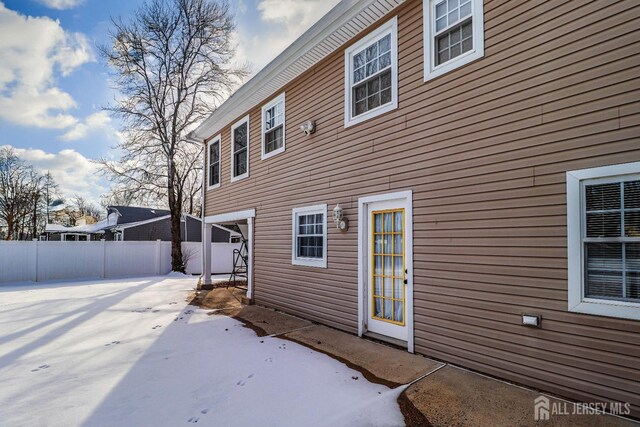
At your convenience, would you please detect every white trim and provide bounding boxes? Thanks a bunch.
[344,16,398,128]
[261,93,286,160]
[423,0,484,81]
[207,135,221,191]
[358,190,414,352]
[115,215,171,230]
[247,217,255,300]
[190,0,405,141]
[204,208,256,224]
[291,204,328,269]
[566,161,640,321]
[230,115,250,182]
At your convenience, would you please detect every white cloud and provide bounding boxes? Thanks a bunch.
[0,3,93,129]
[2,144,108,207]
[60,111,121,142]
[234,0,340,74]
[37,0,84,10]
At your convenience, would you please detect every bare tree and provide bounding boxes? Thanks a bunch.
[99,0,246,271]
[0,147,54,240]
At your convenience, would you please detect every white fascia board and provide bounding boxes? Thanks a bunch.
[190,0,405,141]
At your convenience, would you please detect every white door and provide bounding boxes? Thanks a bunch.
[364,198,410,342]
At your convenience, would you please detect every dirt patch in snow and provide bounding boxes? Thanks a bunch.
[397,390,432,427]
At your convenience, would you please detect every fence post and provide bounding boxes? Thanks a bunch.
[156,239,162,275]
[33,239,39,283]
[101,239,106,278]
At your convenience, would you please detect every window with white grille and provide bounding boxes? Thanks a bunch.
[567,162,640,320]
[207,136,220,190]
[231,116,249,181]
[292,204,327,268]
[344,17,397,127]
[424,0,484,81]
[261,93,285,159]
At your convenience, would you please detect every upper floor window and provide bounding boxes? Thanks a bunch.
[424,0,484,81]
[207,135,221,190]
[292,204,327,268]
[261,93,285,160]
[344,17,398,128]
[231,116,249,182]
[567,162,640,320]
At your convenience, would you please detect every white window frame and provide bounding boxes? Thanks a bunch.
[344,17,398,128]
[207,135,221,191]
[291,204,327,268]
[231,115,250,182]
[567,161,640,320]
[423,0,484,81]
[261,93,286,160]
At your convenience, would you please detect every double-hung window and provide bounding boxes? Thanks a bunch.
[292,204,327,268]
[344,17,398,127]
[567,162,640,320]
[207,135,221,190]
[261,93,285,160]
[424,0,484,80]
[231,116,249,181]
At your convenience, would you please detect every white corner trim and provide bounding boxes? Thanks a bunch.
[230,115,250,183]
[261,92,286,160]
[207,135,221,191]
[423,0,484,81]
[344,16,399,128]
[357,190,414,352]
[566,161,640,321]
[204,209,256,224]
[291,203,328,268]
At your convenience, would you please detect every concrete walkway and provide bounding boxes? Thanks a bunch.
[192,288,638,427]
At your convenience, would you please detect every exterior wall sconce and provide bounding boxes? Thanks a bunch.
[300,120,316,135]
[332,204,348,231]
[522,314,541,328]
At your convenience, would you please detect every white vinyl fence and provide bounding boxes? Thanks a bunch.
[0,241,241,284]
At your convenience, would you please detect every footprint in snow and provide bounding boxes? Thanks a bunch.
[187,416,199,423]
[236,374,254,386]
[31,364,50,372]
[152,310,160,313]
[152,325,162,330]
[104,341,121,347]
[265,357,273,363]
[200,408,210,415]
[184,309,194,315]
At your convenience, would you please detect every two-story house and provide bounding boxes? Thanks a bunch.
[189,0,640,416]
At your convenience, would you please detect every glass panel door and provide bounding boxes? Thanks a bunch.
[371,208,405,325]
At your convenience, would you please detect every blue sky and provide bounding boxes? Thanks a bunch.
[0,0,338,205]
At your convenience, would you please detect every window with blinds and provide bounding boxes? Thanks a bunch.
[583,179,640,302]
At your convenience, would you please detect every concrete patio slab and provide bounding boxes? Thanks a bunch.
[403,365,637,427]
[284,325,443,387]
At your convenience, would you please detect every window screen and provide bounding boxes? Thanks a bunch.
[233,122,248,178]
[584,180,640,302]
[297,213,324,259]
[208,140,220,187]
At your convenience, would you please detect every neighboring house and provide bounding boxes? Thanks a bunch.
[46,206,239,243]
[190,0,640,418]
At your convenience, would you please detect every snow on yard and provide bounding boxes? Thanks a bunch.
[0,276,404,427]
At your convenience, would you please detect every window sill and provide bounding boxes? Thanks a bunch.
[261,146,285,160]
[231,173,249,183]
[207,184,220,191]
[292,258,327,268]
[344,100,397,128]
[424,49,483,82]
[569,299,640,321]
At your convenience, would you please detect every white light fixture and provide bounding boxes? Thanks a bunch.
[332,204,348,231]
[522,314,541,328]
[300,120,316,135]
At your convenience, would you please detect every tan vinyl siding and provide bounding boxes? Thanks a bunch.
[204,0,640,415]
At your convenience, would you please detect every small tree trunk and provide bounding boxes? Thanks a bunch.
[167,161,184,273]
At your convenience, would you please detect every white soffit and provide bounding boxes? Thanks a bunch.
[191,0,405,141]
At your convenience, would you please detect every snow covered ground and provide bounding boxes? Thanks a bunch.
[0,276,405,427]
